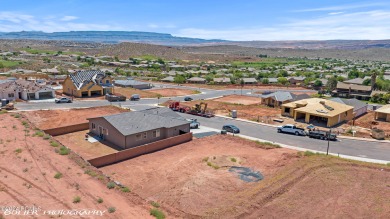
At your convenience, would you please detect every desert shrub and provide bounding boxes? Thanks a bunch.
[21,121,28,126]
[73,196,81,203]
[107,182,115,189]
[14,148,22,154]
[108,207,116,213]
[151,201,160,208]
[150,208,165,219]
[50,141,59,147]
[304,151,316,156]
[387,163,390,167]
[84,170,98,177]
[202,157,209,162]
[0,110,7,114]
[230,157,237,162]
[43,134,51,140]
[97,197,103,203]
[54,172,63,179]
[254,140,281,149]
[207,162,220,169]
[13,114,20,118]
[121,187,131,193]
[59,146,70,155]
[35,131,44,137]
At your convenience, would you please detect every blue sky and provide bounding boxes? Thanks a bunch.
[1,0,390,40]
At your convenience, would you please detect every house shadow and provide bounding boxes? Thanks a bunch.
[86,133,124,151]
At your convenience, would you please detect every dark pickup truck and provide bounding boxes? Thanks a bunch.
[106,94,126,102]
[308,130,337,141]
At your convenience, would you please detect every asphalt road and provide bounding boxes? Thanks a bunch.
[179,114,390,161]
[12,84,389,162]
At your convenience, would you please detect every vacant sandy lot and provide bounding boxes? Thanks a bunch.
[164,99,280,123]
[342,111,390,138]
[115,87,159,98]
[148,88,198,96]
[213,95,262,105]
[0,112,150,218]
[101,135,296,217]
[22,106,128,130]
[102,134,390,218]
[55,130,119,160]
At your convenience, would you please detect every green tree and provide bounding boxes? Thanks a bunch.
[0,62,4,68]
[277,77,288,85]
[362,78,371,86]
[174,75,186,84]
[313,80,323,87]
[262,78,269,84]
[326,77,338,92]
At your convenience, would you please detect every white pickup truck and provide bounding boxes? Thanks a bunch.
[277,124,306,136]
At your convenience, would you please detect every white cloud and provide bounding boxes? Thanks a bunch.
[328,12,344,15]
[0,11,123,32]
[293,2,387,12]
[148,23,176,29]
[60,16,78,21]
[176,10,390,40]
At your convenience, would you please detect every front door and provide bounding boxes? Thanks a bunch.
[99,126,103,138]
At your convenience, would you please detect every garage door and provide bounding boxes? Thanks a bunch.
[39,91,53,99]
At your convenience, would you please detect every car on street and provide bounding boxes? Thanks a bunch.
[277,124,306,136]
[222,125,240,133]
[130,94,140,101]
[308,130,337,140]
[106,94,126,102]
[55,97,72,103]
[187,118,200,129]
[184,96,193,101]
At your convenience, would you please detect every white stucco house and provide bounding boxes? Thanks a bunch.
[0,79,55,101]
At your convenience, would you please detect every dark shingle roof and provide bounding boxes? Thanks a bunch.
[330,98,367,111]
[70,70,106,89]
[261,91,293,102]
[90,109,189,136]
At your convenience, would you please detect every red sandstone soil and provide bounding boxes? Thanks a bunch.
[0,113,151,219]
[213,94,262,105]
[22,106,128,130]
[148,88,197,96]
[340,111,390,138]
[100,135,297,217]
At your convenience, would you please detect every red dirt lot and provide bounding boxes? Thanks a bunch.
[22,106,128,130]
[100,135,297,217]
[0,112,150,219]
[213,95,262,105]
[148,88,198,96]
[101,134,389,218]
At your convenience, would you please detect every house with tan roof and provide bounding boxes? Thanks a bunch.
[281,98,354,127]
[332,82,372,100]
[375,105,390,122]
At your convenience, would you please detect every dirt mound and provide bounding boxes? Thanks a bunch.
[149,88,197,97]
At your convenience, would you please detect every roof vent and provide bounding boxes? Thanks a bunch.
[316,109,328,114]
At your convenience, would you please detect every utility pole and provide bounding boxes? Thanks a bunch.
[326,128,331,155]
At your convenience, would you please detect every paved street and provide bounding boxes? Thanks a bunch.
[12,84,389,162]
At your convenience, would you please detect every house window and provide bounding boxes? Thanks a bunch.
[143,132,147,139]
[136,134,142,141]
[8,93,14,98]
[104,128,108,135]
[153,129,160,138]
[106,80,109,84]
[92,123,96,130]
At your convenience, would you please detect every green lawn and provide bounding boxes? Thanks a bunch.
[0,60,22,67]
[232,58,326,68]
[24,48,84,55]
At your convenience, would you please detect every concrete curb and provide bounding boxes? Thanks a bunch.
[215,115,278,128]
[337,135,390,143]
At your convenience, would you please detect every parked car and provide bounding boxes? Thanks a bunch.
[308,130,337,140]
[130,94,140,101]
[187,118,200,129]
[55,97,72,103]
[277,124,305,136]
[184,96,193,101]
[106,94,126,102]
[222,125,240,133]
